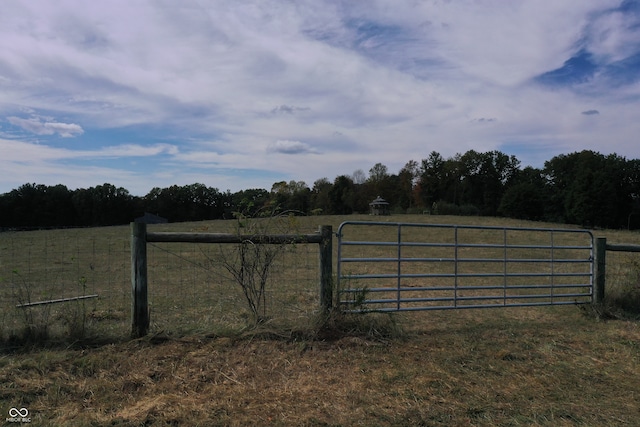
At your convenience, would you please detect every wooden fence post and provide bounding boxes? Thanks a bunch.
[593,237,606,305]
[319,225,333,313]
[131,222,149,337]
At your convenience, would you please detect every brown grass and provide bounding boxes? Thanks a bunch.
[1,307,639,426]
[1,214,640,425]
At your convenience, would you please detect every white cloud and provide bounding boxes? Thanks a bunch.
[0,138,181,195]
[0,1,639,195]
[0,139,177,161]
[586,8,640,63]
[7,116,84,137]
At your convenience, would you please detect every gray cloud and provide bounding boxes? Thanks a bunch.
[270,105,311,115]
[472,117,498,123]
[268,140,318,155]
[581,109,600,115]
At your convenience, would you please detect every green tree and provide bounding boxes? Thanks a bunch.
[398,160,419,211]
[498,166,546,221]
[269,180,310,213]
[419,151,446,208]
[71,183,134,226]
[232,188,270,217]
[544,151,631,228]
[329,175,355,215]
[310,178,332,215]
[143,183,224,222]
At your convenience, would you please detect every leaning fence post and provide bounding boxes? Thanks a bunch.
[593,237,606,305]
[131,222,149,337]
[319,225,333,312]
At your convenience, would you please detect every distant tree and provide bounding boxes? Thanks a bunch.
[368,163,389,183]
[269,180,310,213]
[232,188,270,217]
[499,183,544,220]
[498,166,546,221]
[12,183,46,226]
[8,147,640,229]
[143,183,223,222]
[440,154,465,206]
[543,151,632,228]
[0,183,54,226]
[419,150,521,216]
[70,183,133,226]
[42,184,76,226]
[364,162,397,209]
[329,175,355,215]
[0,192,11,226]
[351,169,367,185]
[542,153,575,222]
[293,182,311,213]
[626,159,640,228]
[469,151,520,216]
[183,183,224,220]
[311,178,332,215]
[3,184,37,226]
[419,152,446,208]
[398,160,419,211]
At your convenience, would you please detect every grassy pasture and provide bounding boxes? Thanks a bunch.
[0,215,595,340]
[0,215,639,425]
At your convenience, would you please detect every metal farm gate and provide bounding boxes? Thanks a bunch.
[337,221,594,312]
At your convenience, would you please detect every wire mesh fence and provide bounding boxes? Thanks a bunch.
[1,217,639,344]
[0,220,325,343]
[602,249,640,311]
[0,227,131,342]
[145,238,321,335]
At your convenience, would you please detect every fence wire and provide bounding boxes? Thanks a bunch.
[0,227,130,342]
[145,239,320,334]
[604,250,640,302]
[2,221,639,343]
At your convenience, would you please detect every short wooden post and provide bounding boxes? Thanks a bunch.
[319,225,333,312]
[593,237,606,305]
[131,222,149,337]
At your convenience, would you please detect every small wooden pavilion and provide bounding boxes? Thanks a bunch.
[369,196,390,216]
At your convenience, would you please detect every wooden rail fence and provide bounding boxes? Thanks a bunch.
[131,227,636,337]
[131,222,333,337]
[593,237,640,306]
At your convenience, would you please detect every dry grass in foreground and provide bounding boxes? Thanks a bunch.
[1,306,639,426]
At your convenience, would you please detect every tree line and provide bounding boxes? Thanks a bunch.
[1,149,639,229]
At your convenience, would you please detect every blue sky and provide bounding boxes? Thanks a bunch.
[2,0,640,196]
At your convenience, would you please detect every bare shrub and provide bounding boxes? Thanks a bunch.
[219,210,300,325]
[57,276,97,340]
[11,270,52,342]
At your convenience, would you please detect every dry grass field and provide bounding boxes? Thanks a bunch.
[1,214,639,425]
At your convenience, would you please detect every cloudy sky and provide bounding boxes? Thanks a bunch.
[2,1,640,196]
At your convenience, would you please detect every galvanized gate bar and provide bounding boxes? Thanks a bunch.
[337,221,594,312]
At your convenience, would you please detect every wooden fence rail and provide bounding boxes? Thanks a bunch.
[131,222,333,337]
[593,237,640,306]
